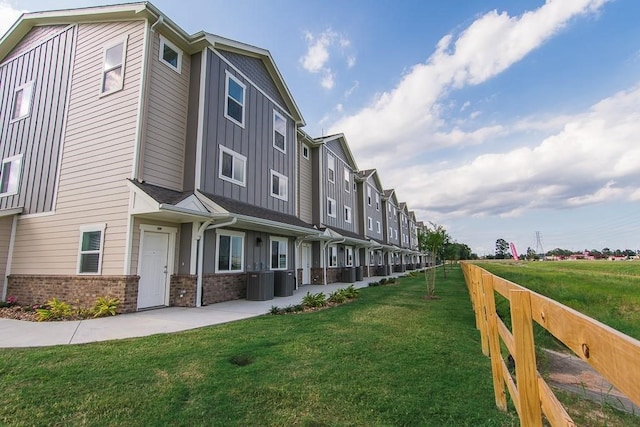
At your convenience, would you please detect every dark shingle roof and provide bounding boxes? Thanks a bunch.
[323,225,367,242]
[129,180,192,204]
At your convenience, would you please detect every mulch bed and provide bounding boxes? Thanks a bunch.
[0,306,39,322]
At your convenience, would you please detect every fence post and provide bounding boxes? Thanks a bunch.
[476,269,490,356]
[510,290,542,427]
[482,273,507,411]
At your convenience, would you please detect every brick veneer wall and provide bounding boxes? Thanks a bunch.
[7,275,139,313]
[309,267,342,285]
[202,273,246,305]
[170,275,197,307]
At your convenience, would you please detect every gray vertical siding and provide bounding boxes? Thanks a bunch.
[383,198,400,246]
[201,49,295,216]
[183,51,201,192]
[4,25,68,62]
[0,25,76,214]
[217,50,287,112]
[321,145,358,234]
[363,177,384,241]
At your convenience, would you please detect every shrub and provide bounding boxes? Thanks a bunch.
[341,285,359,299]
[368,281,380,287]
[36,298,72,321]
[269,305,282,315]
[93,297,119,318]
[302,292,326,308]
[328,290,347,304]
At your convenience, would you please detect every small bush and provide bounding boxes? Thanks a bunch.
[368,281,380,287]
[302,292,326,308]
[328,290,347,304]
[341,285,359,299]
[93,297,119,318]
[269,305,282,315]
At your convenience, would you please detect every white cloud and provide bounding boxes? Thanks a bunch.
[300,28,356,89]
[328,0,610,161]
[0,1,26,38]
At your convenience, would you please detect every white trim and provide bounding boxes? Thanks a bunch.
[224,70,246,128]
[214,229,245,273]
[344,205,352,223]
[190,221,199,274]
[10,80,34,122]
[131,19,151,181]
[375,193,380,211]
[195,48,208,190]
[76,223,107,275]
[137,224,177,308]
[327,197,336,218]
[218,145,247,186]
[211,48,296,122]
[0,154,23,197]
[345,246,354,267]
[2,215,18,302]
[273,110,286,153]
[270,169,288,201]
[123,193,135,275]
[159,34,182,73]
[344,167,350,193]
[368,216,373,231]
[99,36,128,96]
[269,236,288,270]
[327,153,335,184]
[302,143,309,160]
[18,211,56,220]
[376,220,381,234]
[328,244,338,267]
[367,186,372,206]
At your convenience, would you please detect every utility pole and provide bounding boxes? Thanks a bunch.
[535,231,544,258]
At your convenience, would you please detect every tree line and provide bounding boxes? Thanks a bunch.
[490,238,639,260]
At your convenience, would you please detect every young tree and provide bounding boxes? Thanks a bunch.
[495,238,509,259]
[419,222,450,298]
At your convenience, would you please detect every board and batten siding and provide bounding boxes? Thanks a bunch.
[201,49,296,216]
[0,216,12,280]
[322,144,357,234]
[10,20,145,276]
[141,32,190,191]
[363,177,384,241]
[0,25,76,214]
[297,139,313,223]
[3,25,68,62]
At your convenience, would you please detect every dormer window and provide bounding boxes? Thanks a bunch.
[225,72,245,127]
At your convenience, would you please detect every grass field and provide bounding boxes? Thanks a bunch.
[475,260,640,342]
[0,267,518,426]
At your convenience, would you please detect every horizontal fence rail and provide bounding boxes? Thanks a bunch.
[461,262,640,427]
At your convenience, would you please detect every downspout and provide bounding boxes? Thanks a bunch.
[150,14,164,32]
[196,217,237,307]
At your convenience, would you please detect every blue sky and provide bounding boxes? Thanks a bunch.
[3,0,640,256]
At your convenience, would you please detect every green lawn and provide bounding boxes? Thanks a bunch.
[0,267,517,426]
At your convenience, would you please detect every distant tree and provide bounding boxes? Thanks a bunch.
[602,248,611,257]
[495,238,509,259]
[526,247,537,261]
[623,249,636,258]
[589,249,602,259]
[419,222,450,298]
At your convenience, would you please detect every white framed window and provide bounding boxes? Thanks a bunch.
[393,207,397,217]
[273,111,286,153]
[327,153,335,183]
[376,221,381,233]
[11,81,34,121]
[369,250,375,266]
[344,167,350,192]
[159,35,182,73]
[327,197,336,218]
[225,72,245,127]
[344,205,352,223]
[375,193,380,211]
[388,204,391,213]
[77,224,106,274]
[219,145,246,186]
[389,226,392,237]
[367,217,373,231]
[101,37,127,95]
[270,237,288,270]
[394,229,398,239]
[0,155,23,197]
[367,186,372,206]
[345,246,354,267]
[328,245,337,267]
[270,169,288,201]
[302,144,309,159]
[216,229,245,272]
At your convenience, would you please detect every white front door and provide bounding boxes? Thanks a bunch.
[301,243,311,285]
[138,231,170,309]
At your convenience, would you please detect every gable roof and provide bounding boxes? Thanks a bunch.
[314,133,358,170]
[357,169,384,192]
[0,1,304,125]
[383,189,399,206]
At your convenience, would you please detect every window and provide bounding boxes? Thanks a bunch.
[273,111,286,153]
[327,197,336,218]
[101,38,127,95]
[389,226,393,237]
[345,246,354,267]
[369,250,375,266]
[0,155,22,197]
[225,72,245,126]
[11,81,34,121]
[270,170,288,201]
[327,154,335,183]
[388,204,391,213]
[270,237,288,270]
[376,221,381,233]
[344,167,350,192]
[375,193,380,211]
[367,187,371,206]
[394,229,398,239]
[302,144,309,159]
[77,224,106,274]
[344,205,352,223]
[159,35,182,73]
[393,207,397,217]
[367,217,373,231]
[328,245,337,267]
[216,230,244,272]
[219,145,246,186]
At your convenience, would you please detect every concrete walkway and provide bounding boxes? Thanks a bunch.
[0,273,407,348]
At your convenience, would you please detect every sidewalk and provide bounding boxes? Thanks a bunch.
[0,273,407,348]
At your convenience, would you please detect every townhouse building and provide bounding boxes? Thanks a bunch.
[0,2,427,311]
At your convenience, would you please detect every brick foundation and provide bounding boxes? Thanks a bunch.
[6,275,139,313]
[202,272,246,305]
[309,267,342,285]
[170,275,197,307]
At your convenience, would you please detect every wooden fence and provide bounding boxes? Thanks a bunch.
[461,262,640,426]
